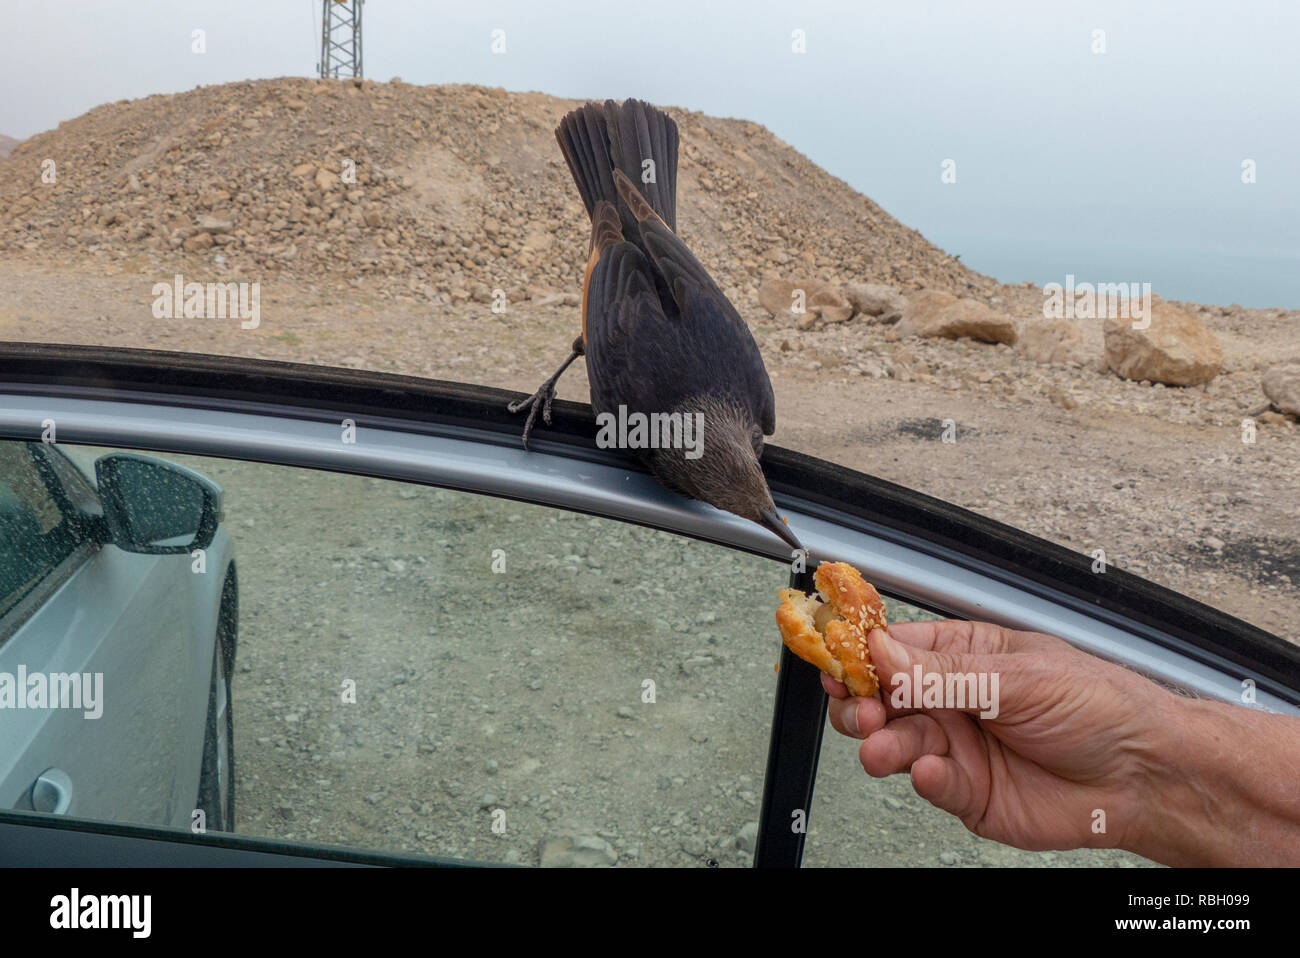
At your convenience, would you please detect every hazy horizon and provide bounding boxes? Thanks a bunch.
[4,0,1296,308]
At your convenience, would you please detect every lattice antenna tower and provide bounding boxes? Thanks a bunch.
[319,0,363,79]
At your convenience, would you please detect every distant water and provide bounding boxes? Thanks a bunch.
[935,231,1298,310]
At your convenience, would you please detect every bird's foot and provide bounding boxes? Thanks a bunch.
[507,379,559,450]
[507,338,584,450]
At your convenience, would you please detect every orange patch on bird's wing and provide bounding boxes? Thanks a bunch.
[581,242,599,343]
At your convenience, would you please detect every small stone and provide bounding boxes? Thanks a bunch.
[539,833,617,867]
[198,214,234,233]
[736,821,759,854]
[680,654,715,675]
[182,231,214,252]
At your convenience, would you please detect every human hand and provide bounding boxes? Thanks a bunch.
[822,619,1178,853]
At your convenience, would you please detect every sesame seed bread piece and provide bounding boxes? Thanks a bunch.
[775,561,888,697]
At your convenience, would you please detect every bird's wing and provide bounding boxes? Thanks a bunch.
[584,240,688,416]
[635,217,777,437]
[671,278,777,440]
[585,238,777,440]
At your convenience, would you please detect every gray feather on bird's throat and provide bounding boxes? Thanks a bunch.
[642,394,775,523]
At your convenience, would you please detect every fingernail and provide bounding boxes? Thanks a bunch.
[875,628,909,676]
[843,702,860,736]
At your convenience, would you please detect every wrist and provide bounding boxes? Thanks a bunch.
[1123,691,1300,866]
[1121,692,1230,865]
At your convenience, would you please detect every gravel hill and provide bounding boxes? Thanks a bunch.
[0,77,989,305]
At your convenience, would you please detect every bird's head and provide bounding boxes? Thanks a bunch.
[651,396,803,554]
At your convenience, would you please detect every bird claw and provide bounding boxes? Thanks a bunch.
[507,382,556,449]
[509,342,583,450]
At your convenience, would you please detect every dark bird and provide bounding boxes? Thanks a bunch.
[508,98,802,554]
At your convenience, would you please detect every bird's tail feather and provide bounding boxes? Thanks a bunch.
[555,98,678,237]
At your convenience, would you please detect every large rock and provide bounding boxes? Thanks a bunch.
[804,286,853,326]
[758,277,852,328]
[1018,317,1087,364]
[1262,363,1300,418]
[901,290,1019,345]
[894,289,952,337]
[1103,300,1221,386]
[845,282,905,323]
[903,288,957,316]
[759,277,811,316]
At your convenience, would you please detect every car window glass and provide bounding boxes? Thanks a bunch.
[19,444,790,866]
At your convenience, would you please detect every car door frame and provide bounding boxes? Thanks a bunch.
[1,341,1297,868]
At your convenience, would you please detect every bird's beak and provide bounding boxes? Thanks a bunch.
[759,507,804,554]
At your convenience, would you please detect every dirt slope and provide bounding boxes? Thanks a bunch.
[0,78,988,307]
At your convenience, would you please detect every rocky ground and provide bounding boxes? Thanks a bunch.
[1,79,1296,867]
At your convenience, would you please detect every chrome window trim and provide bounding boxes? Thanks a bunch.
[1,391,1295,717]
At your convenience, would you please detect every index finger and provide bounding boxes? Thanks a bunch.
[887,619,1062,657]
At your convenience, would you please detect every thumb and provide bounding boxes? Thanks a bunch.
[870,628,1004,719]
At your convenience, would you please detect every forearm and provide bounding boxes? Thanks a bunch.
[1126,693,1300,867]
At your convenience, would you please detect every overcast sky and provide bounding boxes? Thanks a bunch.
[3,0,1297,307]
